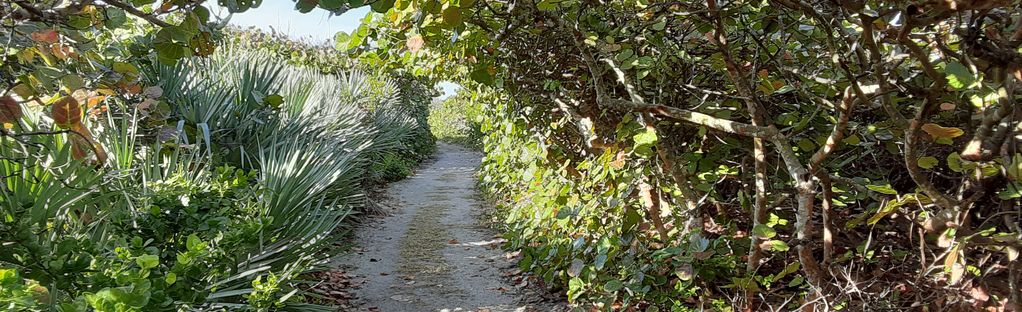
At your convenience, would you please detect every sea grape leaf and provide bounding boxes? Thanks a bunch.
[632,128,657,158]
[752,224,776,239]
[918,156,938,169]
[945,61,976,90]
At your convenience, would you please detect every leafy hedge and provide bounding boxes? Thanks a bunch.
[426,2,1022,311]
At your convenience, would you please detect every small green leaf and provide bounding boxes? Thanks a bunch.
[945,61,976,90]
[370,0,395,12]
[918,156,938,169]
[652,19,667,31]
[615,49,634,62]
[136,254,159,270]
[947,152,964,172]
[441,7,462,28]
[186,234,201,251]
[998,182,1022,200]
[866,183,898,195]
[176,253,191,265]
[796,137,816,151]
[264,94,284,108]
[841,134,861,145]
[632,128,657,158]
[104,8,128,29]
[334,31,351,51]
[604,280,623,292]
[788,275,804,287]
[470,66,494,85]
[753,224,776,239]
[765,240,789,252]
[60,75,85,91]
[193,6,211,23]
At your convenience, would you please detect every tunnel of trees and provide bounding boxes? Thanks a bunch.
[1,0,1020,310]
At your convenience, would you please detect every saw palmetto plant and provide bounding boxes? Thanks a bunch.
[0,43,429,310]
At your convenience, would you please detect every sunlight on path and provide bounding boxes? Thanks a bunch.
[333,143,556,312]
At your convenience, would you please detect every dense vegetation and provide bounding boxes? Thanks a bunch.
[341,0,1022,310]
[3,0,1021,311]
[0,4,433,309]
[427,90,483,147]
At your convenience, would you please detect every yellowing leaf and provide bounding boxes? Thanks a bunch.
[842,134,861,145]
[868,194,932,225]
[921,123,964,139]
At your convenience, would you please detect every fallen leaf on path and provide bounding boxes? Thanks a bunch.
[449,239,460,244]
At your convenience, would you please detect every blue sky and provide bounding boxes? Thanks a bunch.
[209,1,460,98]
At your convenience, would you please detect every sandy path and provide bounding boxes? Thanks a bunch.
[333,143,546,312]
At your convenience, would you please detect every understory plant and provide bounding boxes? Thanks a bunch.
[0,44,429,310]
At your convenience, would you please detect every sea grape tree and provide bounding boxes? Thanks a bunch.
[340,0,1022,309]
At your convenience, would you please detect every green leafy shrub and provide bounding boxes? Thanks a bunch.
[0,44,433,310]
[371,152,416,182]
[428,90,482,148]
[347,0,1022,310]
[480,100,741,309]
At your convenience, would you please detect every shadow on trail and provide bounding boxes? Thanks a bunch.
[333,143,564,312]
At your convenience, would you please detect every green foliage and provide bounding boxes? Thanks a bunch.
[370,152,415,182]
[0,41,433,310]
[480,98,740,308]
[343,0,1022,310]
[225,27,359,74]
[428,90,483,148]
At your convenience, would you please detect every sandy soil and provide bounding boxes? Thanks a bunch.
[332,143,564,312]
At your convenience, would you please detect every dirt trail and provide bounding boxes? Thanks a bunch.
[334,143,557,312]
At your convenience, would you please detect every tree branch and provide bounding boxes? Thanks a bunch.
[101,0,172,27]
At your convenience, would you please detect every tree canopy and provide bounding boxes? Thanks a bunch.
[3,0,1021,310]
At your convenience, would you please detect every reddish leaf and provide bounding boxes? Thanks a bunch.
[0,96,23,123]
[52,97,82,129]
[31,30,59,43]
